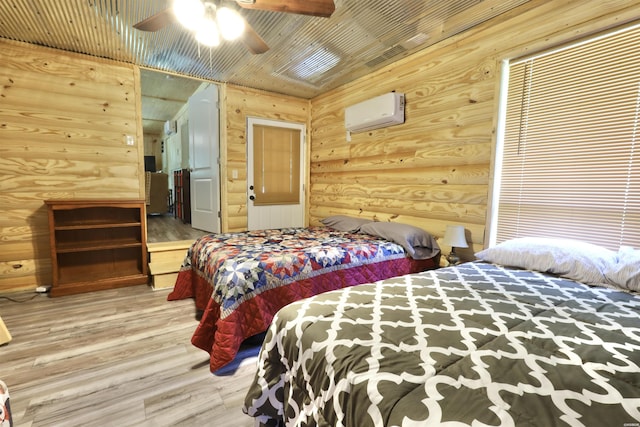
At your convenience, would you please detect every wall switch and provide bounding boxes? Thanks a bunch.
[126,135,135,146]
[232,169,238,179]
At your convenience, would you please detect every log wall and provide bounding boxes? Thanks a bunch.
[0,39,143,293]
[1,0,638,292]
[308,0,640,261]
[221,84,310,231]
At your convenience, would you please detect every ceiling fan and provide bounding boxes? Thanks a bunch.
[133,0,336,55]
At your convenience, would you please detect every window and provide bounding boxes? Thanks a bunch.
[492,24,640,250]
[252,124,301,205]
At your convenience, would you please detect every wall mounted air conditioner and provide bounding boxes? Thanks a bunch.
[345,92,405,133]
[164,120,177,135]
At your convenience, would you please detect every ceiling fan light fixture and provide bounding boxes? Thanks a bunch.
[173,0,205,31]
[195,18,221,47]
[217,7,245,41]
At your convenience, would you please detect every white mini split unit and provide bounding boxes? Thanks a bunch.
[344,92,405,133]
[164,120,177,135]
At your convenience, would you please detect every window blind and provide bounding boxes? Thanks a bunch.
[496,25,640,250]
[252,124,301,206]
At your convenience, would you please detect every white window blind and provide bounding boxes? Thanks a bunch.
[496,25,640,250]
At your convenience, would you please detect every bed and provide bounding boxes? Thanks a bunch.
[167,217,441,372]
[243,238,640,426]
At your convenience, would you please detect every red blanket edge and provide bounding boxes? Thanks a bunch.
[168,256,438,372]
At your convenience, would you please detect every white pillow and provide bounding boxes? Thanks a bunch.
[604,246,640,291]
[475,237,617,285]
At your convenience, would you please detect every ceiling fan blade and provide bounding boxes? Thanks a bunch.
[236,0,335,18]
[133,2,269,54]
[133,7,175,32]
[241,23,270,54]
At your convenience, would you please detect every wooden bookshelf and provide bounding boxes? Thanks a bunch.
[45,199,149,297]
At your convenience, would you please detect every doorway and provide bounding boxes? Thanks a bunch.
[140,69,208,243]
[247,117,306,230]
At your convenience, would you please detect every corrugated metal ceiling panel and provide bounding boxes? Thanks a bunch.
[0,0,531,98]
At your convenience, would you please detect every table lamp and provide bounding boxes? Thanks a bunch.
[442,225,468,265]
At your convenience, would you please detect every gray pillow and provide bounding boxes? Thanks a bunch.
[604,246,640,291]
[320,215,372,232]
[475,237,616,285]
[359,222,440,260]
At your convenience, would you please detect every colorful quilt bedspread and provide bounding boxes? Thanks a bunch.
[243,262,640,426]
[167,227,439,372]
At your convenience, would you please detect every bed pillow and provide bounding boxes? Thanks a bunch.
[359,222,440,260]
[474,237,617,285]
[604,246,640,291]
[320,215,372,232]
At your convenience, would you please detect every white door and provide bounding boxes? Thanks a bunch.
[188,84,220,233]
[247,118,305,230]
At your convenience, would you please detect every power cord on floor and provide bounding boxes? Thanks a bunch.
[0,294,41,303]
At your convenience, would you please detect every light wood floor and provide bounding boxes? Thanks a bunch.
[0,285,261,427]
[146,214,209,243]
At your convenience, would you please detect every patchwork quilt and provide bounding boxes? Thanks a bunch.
[167,227,438,372]
[243,262,640,426]
[0,380,10,427]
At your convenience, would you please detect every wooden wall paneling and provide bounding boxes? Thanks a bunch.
[309,0,640,263]
[1,1,638,292]
[0,39,143,293]
[133,66,145,202]
[222,84,310,232]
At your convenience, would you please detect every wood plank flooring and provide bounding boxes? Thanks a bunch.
[146,214,209,243]
[0,285,261,427]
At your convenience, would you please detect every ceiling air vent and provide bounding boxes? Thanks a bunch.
[365,44,407,68]
[274,49,340,83]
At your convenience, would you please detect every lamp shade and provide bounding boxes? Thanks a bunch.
[217,7,245,41]
[442,225,468,248]
[195,18,221,47]
[173,0,205,31]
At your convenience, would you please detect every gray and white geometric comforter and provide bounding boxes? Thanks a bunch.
[243,262,640,426]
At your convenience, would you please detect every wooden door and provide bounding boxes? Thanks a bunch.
[188,84,221,233]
